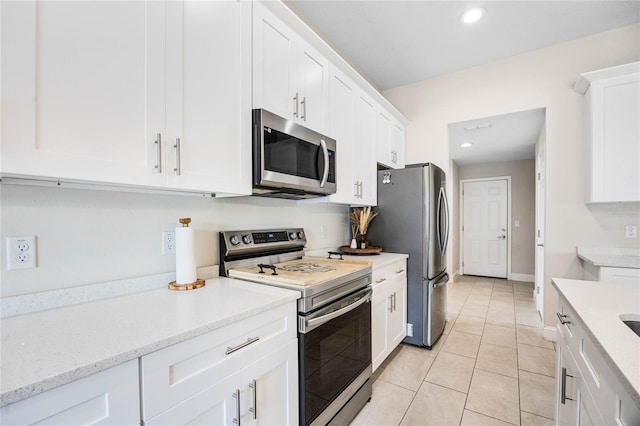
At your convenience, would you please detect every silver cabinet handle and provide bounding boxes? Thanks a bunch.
[557,312,571,325]
[301,96,306,121]
[388,294,393,313]
[249,379,257,420]
[560,367,574,404]
[375,277,387,284]
[293,93,299,118]
[354,181,359,197]
[173,138,181,176]
[155,133,162,173]
[319,139,329,188]
[359,181,363,198]
[232,389,241,425]
[393,292,397,311]
[226,336,260,355]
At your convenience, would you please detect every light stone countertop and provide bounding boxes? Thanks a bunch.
[577,247,640,268]
[552,278,640,405]
[305,249,408,270]
[0,277,300,407]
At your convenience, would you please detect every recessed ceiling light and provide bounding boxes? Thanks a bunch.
[460,7,485,24]
[460,142,473,148]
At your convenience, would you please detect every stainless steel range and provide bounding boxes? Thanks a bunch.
[220,228,373,426]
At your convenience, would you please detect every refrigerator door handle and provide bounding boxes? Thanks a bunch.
[437,187,450,256]
[431,273,449,289]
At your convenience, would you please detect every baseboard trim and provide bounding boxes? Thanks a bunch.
[451,270,459,282]
[543,326,557,342]
[510,273,535,282]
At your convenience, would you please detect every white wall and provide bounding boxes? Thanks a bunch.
[383,24,640,327]
[0,184,349,297]
[458,160,536,276]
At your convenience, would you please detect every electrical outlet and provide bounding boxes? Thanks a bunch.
[162,231,176,254]
[625,225,638,239]
[6,236,37,270]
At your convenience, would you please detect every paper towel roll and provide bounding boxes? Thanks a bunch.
[176,226,197,284]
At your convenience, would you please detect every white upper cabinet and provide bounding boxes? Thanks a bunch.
[376,107,405,169]
[253,2,329,134]
[1,1,165,187]
[574,62,640,203]
[164,0,251,195]
[1,0,251,196]
[322,66,376,206]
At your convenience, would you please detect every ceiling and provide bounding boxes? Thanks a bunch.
[287,1,640,91]
[448,108,545,166]
[286,1,638,166]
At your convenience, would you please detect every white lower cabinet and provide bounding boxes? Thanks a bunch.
[0,360,140,426]
[555,297,640,426]
[142,302,298,425]
[371,259,407,372]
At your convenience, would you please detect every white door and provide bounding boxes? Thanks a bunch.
[241,340,298,426]
[1,1,165,187]
[295,42,329,134]
[535,141,546,316]
[165,0,251,195]
[462,179,508,278]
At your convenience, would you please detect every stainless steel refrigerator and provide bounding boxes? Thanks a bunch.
[367,163,449,348]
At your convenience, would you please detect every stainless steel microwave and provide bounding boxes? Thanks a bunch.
[252,109,336,199]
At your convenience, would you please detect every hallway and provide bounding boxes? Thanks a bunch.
[351,276,556,426]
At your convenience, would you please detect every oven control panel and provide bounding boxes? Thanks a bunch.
[220,228,307,257]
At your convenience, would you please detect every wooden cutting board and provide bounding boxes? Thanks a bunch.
[227,257,371,287]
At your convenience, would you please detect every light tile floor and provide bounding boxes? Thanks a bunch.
[351,276,556,426]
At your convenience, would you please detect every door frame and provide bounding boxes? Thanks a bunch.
[459,176,512,280]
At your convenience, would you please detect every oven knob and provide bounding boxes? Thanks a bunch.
[288,232,297,240]
[297,231,305,240]
[229,235,240,246]
[242,234,252,244]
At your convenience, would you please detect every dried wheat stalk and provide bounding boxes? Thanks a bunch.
[350,206,378,235]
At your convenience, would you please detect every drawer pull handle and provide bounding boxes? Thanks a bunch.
[155,133,162,173]
[560,367,574,404]
[232,388,241,425]
[375,278,387,284]
[557,312,571,325]
[226,336,260,355]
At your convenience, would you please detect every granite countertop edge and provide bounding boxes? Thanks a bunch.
[0,277,300,407]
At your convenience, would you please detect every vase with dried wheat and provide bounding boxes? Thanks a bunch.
[350,206,379,249]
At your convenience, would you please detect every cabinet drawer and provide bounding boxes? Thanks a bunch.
[372,259,406,290]
[141,302,296,420]
[556,298,578,349]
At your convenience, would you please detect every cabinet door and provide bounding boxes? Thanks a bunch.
[391,121,406,169]
[327,67,356,204]
[588,73,640,202]
[241,340,299,426]
[556,339,579,426]
[0,360,140,426]
[388,266,407,348]
[1,1,165,187]
[371,286,390,372]
[146,372,242,426]
[252,3,296,121]
[375,108,393,168]
[354,93,377,206]
[295,42,329,134]
[165,0,251,195]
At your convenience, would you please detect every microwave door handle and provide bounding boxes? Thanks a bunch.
[319,139,329,188]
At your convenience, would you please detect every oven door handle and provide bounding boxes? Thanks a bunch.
[299,288,372,334]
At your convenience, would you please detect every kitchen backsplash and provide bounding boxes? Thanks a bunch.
[0,184,349,297]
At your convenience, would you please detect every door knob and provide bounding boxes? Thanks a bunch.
[497,235,506,239]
